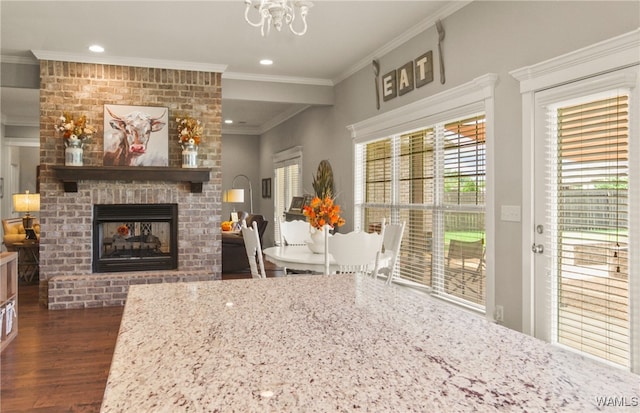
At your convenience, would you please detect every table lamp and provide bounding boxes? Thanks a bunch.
[13,190,40,239]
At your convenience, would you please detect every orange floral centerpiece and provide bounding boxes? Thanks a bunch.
[176,116,203,147]
[54,112,96,146]
[303,196,346,230]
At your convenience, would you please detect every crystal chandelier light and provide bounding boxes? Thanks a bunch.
[244,0,313,37]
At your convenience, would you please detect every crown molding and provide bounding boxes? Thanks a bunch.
[222,71,333,86]
[332,0,472,85]
[2,117,40,127]
[31,50,228,73]
[259,105,310,134]
[4,137,39,147]
[222,125,261,136]
[0,54,38,65]
[222,104,311,136]
[27,50,333,86]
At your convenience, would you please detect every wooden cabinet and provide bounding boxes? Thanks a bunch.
[1,252,18,352]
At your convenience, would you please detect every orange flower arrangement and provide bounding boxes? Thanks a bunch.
[176,116,203,146]
[54,112,96,141]
[303,196,346,230]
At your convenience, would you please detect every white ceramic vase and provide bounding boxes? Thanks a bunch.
[307,226,330,254]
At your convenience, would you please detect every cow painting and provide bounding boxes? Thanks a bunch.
[103,105,169,166]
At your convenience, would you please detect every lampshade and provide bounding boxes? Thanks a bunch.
[224,189,245,203]
[224,174,253,213]
[13,191,40,213]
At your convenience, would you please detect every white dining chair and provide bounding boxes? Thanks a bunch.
[372,219,406,285]
[241,220,266,278]
[278,219,312,275]
[279,219,310,246]
[327,230,382,275]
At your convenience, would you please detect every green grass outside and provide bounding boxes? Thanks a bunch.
[444,231,485,246]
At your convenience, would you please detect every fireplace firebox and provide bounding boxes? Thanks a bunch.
[93,204,178,273]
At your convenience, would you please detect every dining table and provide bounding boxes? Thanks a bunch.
[100,274,639,412]
[262,245,337,274]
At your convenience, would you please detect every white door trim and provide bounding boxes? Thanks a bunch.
[511,29,640,336]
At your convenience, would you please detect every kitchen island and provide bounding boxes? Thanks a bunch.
[101,275,639,412]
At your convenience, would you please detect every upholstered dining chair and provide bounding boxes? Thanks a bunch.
[372,219,406,285]
[327,231,383,275]
[241,220,266,278]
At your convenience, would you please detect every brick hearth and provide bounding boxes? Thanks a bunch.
[38,61,222,309]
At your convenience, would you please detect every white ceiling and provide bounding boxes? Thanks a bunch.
[0,0,465,134]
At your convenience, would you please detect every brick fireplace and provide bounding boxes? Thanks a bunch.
[38,61,222,309]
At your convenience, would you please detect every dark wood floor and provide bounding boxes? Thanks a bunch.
[0,266,283,413]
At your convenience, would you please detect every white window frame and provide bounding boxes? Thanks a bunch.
[511,28,640,372]
[348,73,497,320]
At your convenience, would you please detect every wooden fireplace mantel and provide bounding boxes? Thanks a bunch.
[51,166,212,193]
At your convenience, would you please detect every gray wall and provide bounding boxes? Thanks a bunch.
[5,126,39,194]
[258,1,640,331]
[221,133,262,228]
[18,146,38,194]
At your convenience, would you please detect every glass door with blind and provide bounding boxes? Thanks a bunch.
[533,72,635,369]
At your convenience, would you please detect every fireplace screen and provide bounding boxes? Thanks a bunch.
[93,204,178,273]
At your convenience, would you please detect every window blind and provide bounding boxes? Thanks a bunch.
[274,157,302,244]
[397,129,435,286]
[439,116,486,306]
[356,113,486,308]
[550,93,630,368]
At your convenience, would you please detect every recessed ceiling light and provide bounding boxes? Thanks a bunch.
[89,45,105,53]
[224,119,233,124]
[260,59,273,66]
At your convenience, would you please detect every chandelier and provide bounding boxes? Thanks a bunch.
[244,0,313,37]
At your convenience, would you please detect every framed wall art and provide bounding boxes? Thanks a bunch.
[262,178,271,198]
[289,196,304,213]
[103,104,169,166]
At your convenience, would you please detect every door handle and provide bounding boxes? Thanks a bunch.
[531,243,544,254]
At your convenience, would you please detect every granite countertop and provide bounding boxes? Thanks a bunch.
[101,275,639,412]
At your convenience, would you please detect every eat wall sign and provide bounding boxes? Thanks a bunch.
[382,51,433,102]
